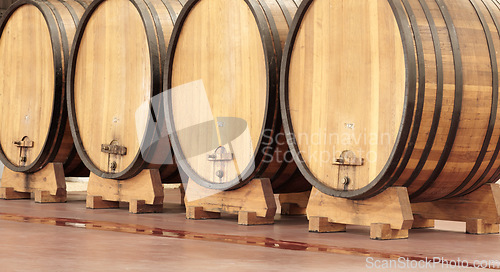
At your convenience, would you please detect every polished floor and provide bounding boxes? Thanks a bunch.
[0,188,498,271]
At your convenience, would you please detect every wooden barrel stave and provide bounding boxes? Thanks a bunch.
[397,0,457,198]
[281,0,500,201]
[0,0,90,176]
[456,0,500,195]
[68,0,183,181]
[258,0,310,192]
[166,0,310,193]
[393,0,500,201]
[46,0,91,177]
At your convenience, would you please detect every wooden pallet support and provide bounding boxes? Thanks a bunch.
[86,196,120,209]
[184,178,276,225]
[0,163,66,203]
[411,184,500,235]
[466,218,500,234]
[279,191,310,215]
[186,206,221,219]
[129,200,163,213]
[370,223,409,240]
[412,214,435,229]
[86,169,164,214]
[34,189,67,203]
[180,183,185,206]
[306,187,413,240]
[0,187,30,199]
[309,216,346,233]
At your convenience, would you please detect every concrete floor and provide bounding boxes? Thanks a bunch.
[0,189,498,271]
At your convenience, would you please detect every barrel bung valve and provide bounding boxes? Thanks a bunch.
[333,150,363,191]
[13,136,33,166]
[208,146,233,182]
[101,141,127,173]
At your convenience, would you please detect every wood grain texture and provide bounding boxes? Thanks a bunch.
[0,4,54,168]
[282,0,500,201]
[411,214,435,229]
[0,163,66,203]
[69,0,183,180]
[411,184,500,224]
[167,0,310,193]
[308,217,346,233]
[370,223,409,240]
[287,0,405,192]
[307,187,414,231]
[466,219,499,235]
[73,0,152,174]
[185,178,277,224]
[279,190,310,215]
[86,169,164,213]
[0,0,90,176]
[171,0,268,184]
[0,187,31,199]
[307,186,413,239]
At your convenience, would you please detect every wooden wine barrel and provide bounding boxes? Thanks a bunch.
[281,0,500,202]
[0,0,91,176]
[165,0,311,193]
[67,0,186,181]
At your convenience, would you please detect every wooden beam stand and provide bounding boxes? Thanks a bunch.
[0,163,66,203]
[184,178,276,225]
[180,183,185,206]
[306,187,413,240]
[279,191,310,215]
[86,169,163,214]
[411,184,500,235]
